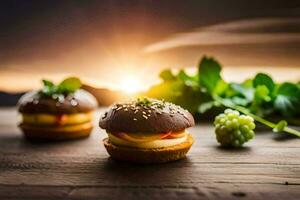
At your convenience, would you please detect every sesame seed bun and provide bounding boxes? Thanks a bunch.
[18,89,97,115]
[99,98,194,133]
[103,134,194,163]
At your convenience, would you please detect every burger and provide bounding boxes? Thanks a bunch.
[99,97,195,163]
[18,77,98,140]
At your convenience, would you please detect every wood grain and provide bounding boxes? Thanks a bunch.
[0,108,299,200]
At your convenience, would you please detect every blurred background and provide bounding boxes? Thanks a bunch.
[0,0,300,106]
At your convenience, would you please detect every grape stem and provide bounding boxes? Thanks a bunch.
[213,95,300,138]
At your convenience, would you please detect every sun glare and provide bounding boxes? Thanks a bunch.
[119,75,143,94]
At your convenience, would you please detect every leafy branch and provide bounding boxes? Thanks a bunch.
[146,56,300,138]
[198,56,300,137]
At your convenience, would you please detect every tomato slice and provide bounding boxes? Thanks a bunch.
[55,114,67,125]
[165,131,187,139]
[113,132,171,143]
[160,132,172,139]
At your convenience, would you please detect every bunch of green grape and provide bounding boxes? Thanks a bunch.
[214,109,255,147]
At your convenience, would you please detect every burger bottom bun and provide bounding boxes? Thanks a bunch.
[103,134,194,163]
[19,122,93,141]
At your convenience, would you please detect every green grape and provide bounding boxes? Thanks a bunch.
[214,109,255,147]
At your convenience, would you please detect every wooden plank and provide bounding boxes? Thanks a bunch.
[0,184,299,200]
[0,156,299,185]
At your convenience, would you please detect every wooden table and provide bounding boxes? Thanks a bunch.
[0,108,299,200]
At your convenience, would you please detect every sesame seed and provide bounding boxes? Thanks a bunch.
[133,118,137,121]
[142,115,148,119]
[116,107,122,111]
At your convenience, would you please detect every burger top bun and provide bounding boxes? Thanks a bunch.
[99,98,194,133]
[18,89,98,114]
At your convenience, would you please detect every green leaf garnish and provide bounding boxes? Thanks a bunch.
[41,79,56,96]
[40,77,82,97]
[136,97,153,106]
[42,80,55,88]
[58,77,82,93]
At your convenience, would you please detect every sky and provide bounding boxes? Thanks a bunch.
[0,0,300,92]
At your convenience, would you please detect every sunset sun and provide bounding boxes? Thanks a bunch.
[119,75,143,94]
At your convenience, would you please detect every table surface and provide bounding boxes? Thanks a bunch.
[0,108,299,200]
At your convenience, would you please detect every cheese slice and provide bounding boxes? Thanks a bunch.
[21,122,92,132]
[108,133,188,149]
[21,112,93,126]
[111,130,187,143]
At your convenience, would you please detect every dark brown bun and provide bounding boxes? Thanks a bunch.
[99,98,195,133]
[103,134,194,163]
[19,122,93,140]
[18,89,98,114]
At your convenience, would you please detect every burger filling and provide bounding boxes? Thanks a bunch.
[20,121,92,132]
[108,130,189,148]
[21,112,93,126]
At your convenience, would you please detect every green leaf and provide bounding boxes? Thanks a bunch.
[198,101,216,113]
[177,70,198,88]
[159,69,175,81]
[273,120,288,132]
[145,77,204,114]
[58,77,82,93]
[231,96,249,106]
[242,79,253,87]
[274,82,300,117]
[177,70,190,81]
[214,80,228,96]
[254,85,271,103]
[230,83,254,102]
[253,73,275,92]
[41,79,56,96]
[198,56,222,94]
[42,79,54,87]
[250,85,271,115]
